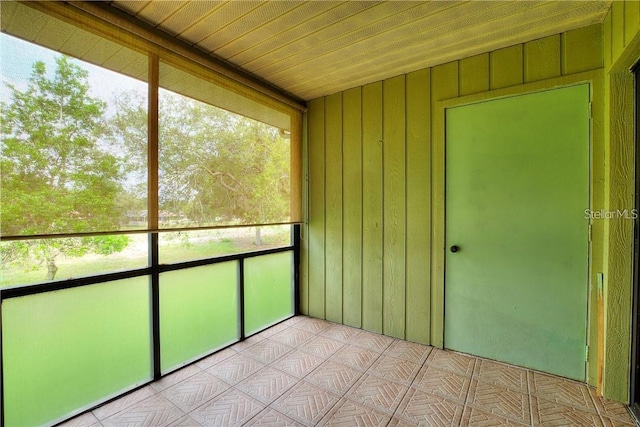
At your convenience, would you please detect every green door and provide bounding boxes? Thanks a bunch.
[444,84,590,381]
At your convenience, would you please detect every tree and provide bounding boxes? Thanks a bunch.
[114,90,290,245]
[1,55,129,280]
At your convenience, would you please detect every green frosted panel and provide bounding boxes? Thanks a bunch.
[445,84,589,380]
[245,252,293,335]
[160,263,239,372]
[2,277,151,427]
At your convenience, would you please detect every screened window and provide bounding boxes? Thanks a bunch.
[0,33,149,237]
[0,25,149,285]
[0,1,302,286]
[157,64,293,229]
[158,225,291,264]
[1,1,301,240]
[0,2,299,425]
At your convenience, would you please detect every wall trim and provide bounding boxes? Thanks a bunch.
[431,69,604,390]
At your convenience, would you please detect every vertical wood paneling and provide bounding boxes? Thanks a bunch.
[562,24,603,75]
[604,11,613,69]
[459,53,489,96]
[300,112,309,315]
[362,82,384,334]
[490,44,523,89]
[524,35,561,82]
[305,24,609,377]
[624,0,640,46]
[324,93,343,323]
[603,70,634,401]
[383,75,406,339]
[431,61,458,347]
[601,0,640,402]
[406,69,431,345]
[342,87,363,328]
[612,1,625,61]
[308,97,326,319]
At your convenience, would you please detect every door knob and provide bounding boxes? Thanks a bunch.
[450,245,460,253]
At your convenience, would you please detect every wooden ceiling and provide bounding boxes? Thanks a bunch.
[107,1,610,101]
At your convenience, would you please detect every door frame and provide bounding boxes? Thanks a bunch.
[630,62,640,415]
[431,69,603,388]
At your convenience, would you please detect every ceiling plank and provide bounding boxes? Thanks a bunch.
[215,2,340,61]
[137,1,186,26]
[177,1,262,45]
[259,1,529,81]
[199,2,302,54]
[291,5,605,99]
[228,1,378,67]
[158,1,227,36]
[241,1,424,73]
[105,0,611,101]
[274,1,607,96]
[111,1,151,16]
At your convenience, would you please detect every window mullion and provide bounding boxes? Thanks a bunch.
[148,54,161,380]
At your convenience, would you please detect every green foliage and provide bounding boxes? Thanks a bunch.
[1,55,129,280]
[86,235,130,255]
[113,90,290,228]
[0,241,31,265]
[2,236,130,268]
[1,53,289,281]
[1,56,122,235]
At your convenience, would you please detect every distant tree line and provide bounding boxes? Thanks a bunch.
[1,54,290,280]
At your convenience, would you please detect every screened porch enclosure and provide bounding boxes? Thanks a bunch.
[0,1,302,425]
[1,233,298,427]
[2,0,640,426]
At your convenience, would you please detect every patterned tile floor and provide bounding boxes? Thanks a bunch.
[61,316,637,427]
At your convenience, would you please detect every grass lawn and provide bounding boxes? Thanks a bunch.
[1,227,290,288]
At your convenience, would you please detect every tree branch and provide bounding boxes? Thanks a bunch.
[198,165,243,193]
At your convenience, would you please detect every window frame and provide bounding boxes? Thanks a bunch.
[0,2,303,425]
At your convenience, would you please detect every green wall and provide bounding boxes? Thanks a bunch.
[302,23,610,388]
[601,0,640,403]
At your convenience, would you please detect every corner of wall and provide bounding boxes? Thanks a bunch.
[601,0,640,404]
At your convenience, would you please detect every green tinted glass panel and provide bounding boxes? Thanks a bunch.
[160,262,239,372]
[244,252,293,335]
[2,277,151,427]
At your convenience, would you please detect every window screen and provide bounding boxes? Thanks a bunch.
[1,1,302,240]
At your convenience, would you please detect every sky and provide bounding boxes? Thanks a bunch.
[0,32,149,191]
[0,32,146,112]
